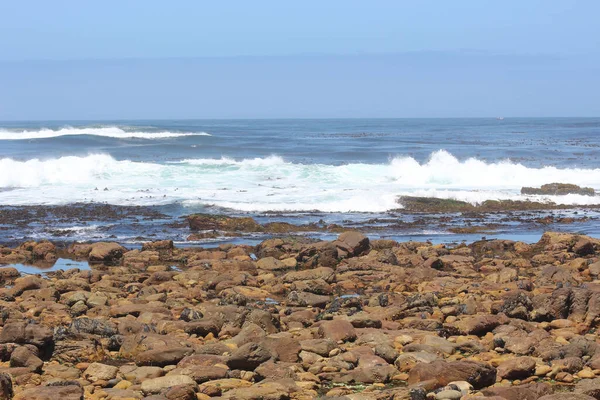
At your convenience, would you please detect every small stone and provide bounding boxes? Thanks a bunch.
[435,390,462,400]
[577,369,595,379]
[535,365,552,376]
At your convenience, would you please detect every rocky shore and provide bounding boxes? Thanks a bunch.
[0,232,600,399]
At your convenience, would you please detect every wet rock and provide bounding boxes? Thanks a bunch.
[187,214,262,232]
[521,183,595,196]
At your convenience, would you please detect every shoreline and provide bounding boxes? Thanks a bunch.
[0,202,599,250]
[0,231,599,398]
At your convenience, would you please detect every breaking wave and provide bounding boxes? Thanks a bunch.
[0,126,211,140]
[0,150,598,211]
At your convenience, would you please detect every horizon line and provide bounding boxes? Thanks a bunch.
[1,116,599,123]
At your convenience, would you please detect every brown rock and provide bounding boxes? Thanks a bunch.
[0,322,53,349]
[165,384,197,400]
[538,394,597,400]
[481,383,553,400]
[14,384,84,400]
[227,342,273,370]
[575,377,600,399]
[496,357,536,380]
[0,373,12,400]
[317,319,357,342]
[9,346,43,373]
[407,360,496,390]
[88,242,125,264]
[335,231,370,257]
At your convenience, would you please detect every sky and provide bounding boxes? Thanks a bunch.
[0,0,599,119]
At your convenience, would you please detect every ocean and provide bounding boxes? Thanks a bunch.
[1,118,599,245]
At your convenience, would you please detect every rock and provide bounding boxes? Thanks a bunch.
[496,356,536,379]
[187,214,262,232]
[83,362,119,382]
[450,314,507,336]
[88,242,126,264]
[9,346,43,373]
[256,257,290,272]
[574,238,595,256]
[227,342,273,370]
[575,377,600,399]
[407,360,496,390]
[481,382,553,400]
[136,347,194,367]
[13,384,84,400]
[123,366,164,383]
[317,319,357,342]
[165,385,197,400]
[300,339,337,357]
[435,390,462,400]
[0,267,20,282]
[68,317,117,337]
[538,395,597,400]
[220,381,293,400]
[521,183,595,196]
[0,373,12,400]
[180,365,228,383]
[335,231,370,257]
[260,336,300,363]
[0,322,53,349]
[141,375,197,394]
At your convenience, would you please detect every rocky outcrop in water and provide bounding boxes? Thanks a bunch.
[521,183,596,196]
[0,231,599,398]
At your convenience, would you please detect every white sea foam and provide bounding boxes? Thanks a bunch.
[0,150,598,211]
[0,126,210,140]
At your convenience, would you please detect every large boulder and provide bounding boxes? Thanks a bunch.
[140,375,197,394]
[408,360,496,390]
[88,242,126,264]
[135,347,194,367]
[83,362,119,382]
[335,231,370,257]
[9,346,43,372]
[317,319,357,342]
[496,357,536,380]
[538,395,597,400]
[0,322,53,349]
[482,382,553,400]
[0,373,12,400]
[227,342,273,371]
[14,384,84,400]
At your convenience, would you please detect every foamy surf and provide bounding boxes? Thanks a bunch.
[0,126,211,140]
[0,150,598,211]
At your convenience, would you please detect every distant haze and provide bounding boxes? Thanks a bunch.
[1,0,598,119]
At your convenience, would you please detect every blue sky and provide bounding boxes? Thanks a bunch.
[0,0,599,119]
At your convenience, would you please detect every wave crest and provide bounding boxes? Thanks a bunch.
[0,151,598,211]
[0,126,211,140]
